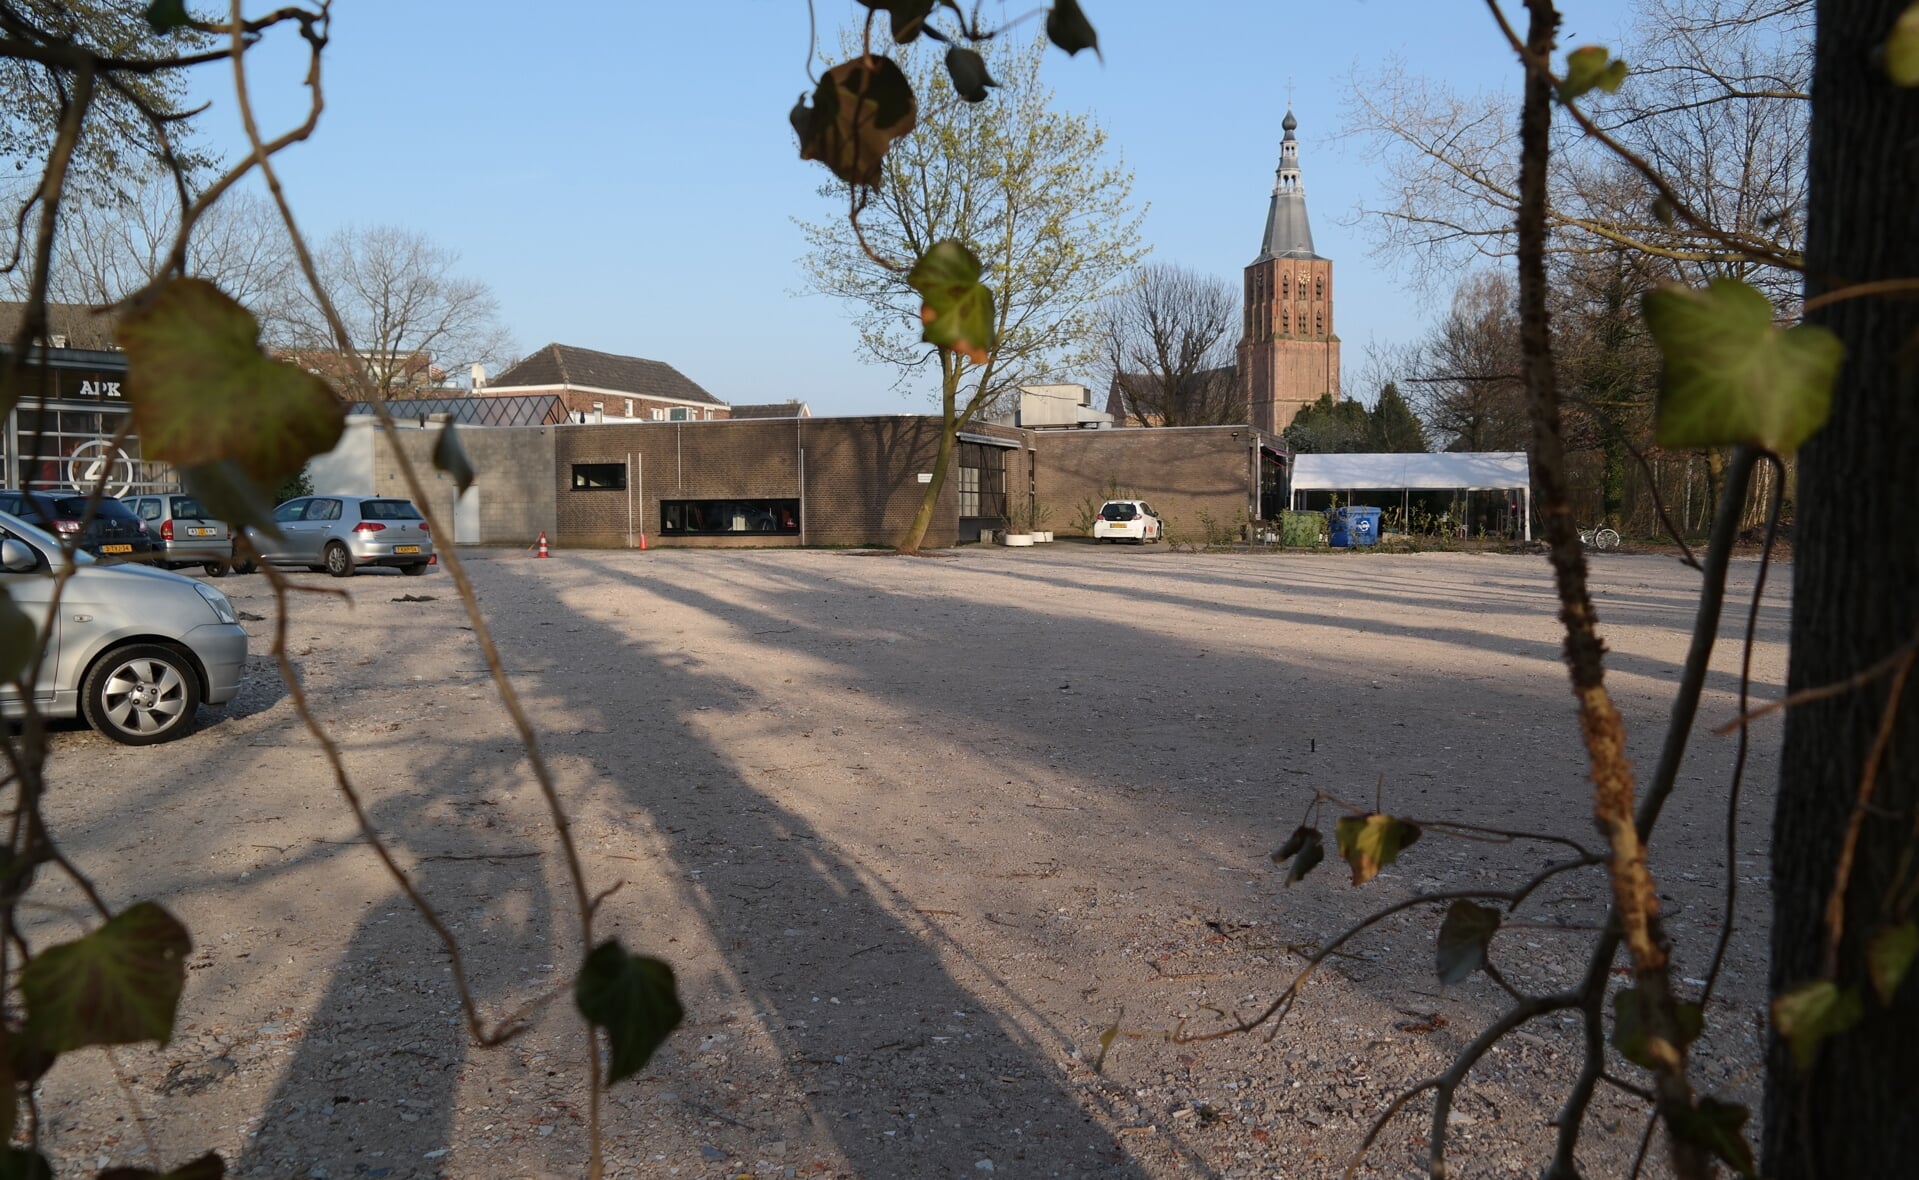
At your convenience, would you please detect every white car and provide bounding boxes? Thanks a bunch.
[1092,499,1163,544]
[0,511,247,744]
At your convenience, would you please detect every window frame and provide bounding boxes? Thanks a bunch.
[571,463,627,491]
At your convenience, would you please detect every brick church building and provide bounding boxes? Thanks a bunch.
[1238,110,1340,434]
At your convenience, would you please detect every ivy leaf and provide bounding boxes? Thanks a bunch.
[1435,900,1501,984]
[98,1153,225,1180]
[1868,922,1918,1005]
[0,1149,50,1180]
[574,940,683,1085]
[1045,0,1101,59]
[793,56,917,187]
[1646,279,1843,453]
[1333,814,1421,885]
[1610,987,1704,1069]
[1559,45,1628,100]
[117,279,346,487]
[856,0,937,43]
[432,420,475,496]
[0,588,39,685]
[20,901,191,1054]
[1889,3,1919,86]
[944,47,999,103]
[1269,826,1325,887]
[907,240,996,365]
[1668,1096,1756,1178]
[1771,980,1862,1069]
[142,0,194,34]
[180,461,283,541]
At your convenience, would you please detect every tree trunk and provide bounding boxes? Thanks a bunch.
[1601,422,1627,529]
[896,352,962,554]
[1765,2,1919,1174]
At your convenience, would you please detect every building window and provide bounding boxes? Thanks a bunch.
[668,406,691,422]
[1281,274,1289,300]
[624,399,634,417]
[651,408,665,420]
[571,463,626,490]
[955,441,1007,520]
[661,498,800,534]
[1315,275,1324,300]
[1281,308,1291,335]
[1315,309,1324,334]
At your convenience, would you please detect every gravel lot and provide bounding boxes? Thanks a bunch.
[31,543,1789,1179]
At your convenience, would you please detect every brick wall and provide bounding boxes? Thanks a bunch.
[1032,427,1265,542]
[553,416,964,548]
[377,424,557,546]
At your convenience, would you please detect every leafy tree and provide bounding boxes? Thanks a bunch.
[283,224,511,399]
[0,2,210,189]
[1097,264,1241,426]
[1368,381,1428,452]
[798,34,1143,551]
[1282,392,1371,454]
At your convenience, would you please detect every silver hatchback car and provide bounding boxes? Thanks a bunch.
[0,511,247,744]
[250,495,434,577]
[123,492,234,576]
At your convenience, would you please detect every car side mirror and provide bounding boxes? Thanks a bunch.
[1,538,39,573]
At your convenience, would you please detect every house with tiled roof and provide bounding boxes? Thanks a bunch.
[728,399,812,420]
[482,343,729,422]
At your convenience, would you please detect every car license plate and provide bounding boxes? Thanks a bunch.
[100,544,133,554]
[188,527,215,537]
[394,545,420,554]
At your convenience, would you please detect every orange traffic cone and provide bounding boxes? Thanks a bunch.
[536,531,550,559]
[638,531,649,551]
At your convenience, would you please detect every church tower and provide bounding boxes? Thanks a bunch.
[1238,111,1340,435]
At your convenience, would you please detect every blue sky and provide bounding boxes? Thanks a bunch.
[189,1,1635,414]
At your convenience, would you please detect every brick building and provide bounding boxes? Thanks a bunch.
[1237,110,1340,435]
[367,413,1281,550]
[482,343,730,423]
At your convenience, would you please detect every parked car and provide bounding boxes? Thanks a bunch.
[123,492,234,576]
[1092,499,1164,544]
[248,495,434,577]
[0,510,247,744]
[0,489,154,561]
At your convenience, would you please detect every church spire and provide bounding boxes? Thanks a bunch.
[1257,110,1321,261]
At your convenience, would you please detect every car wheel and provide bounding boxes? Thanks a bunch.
[324,543,354,577]
[204,561,229,577]
[401,562,429,577]
[232,559,257,575]
[81,644,201,745]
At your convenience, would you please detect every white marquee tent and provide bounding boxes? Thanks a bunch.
[1289,451,1533,540]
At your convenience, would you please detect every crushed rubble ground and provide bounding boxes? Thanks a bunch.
[30,545,1786,1178]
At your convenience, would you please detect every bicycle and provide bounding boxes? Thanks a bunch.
[1578,523,1621,551]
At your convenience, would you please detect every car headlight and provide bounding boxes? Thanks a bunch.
[193,581,238,625]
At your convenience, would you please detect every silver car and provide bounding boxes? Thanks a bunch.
[250,495,434,577]
[123,492,235,576]
[0,511,247,744]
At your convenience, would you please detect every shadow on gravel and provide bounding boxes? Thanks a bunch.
[234,794,554,1180]
[488,559,1165,1179]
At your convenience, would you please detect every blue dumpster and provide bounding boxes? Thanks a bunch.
[1329,506,1382,548]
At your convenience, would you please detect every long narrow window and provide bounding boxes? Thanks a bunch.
[660,498,800,534]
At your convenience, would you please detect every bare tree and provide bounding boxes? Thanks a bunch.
[1346,0,1807,300]
[285,224,512,398]
[1407,270,1530,451]
[3,179,296,331]
[1097,264,1242,427]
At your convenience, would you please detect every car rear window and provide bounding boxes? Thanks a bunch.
[169,496,209,519]
[361,499,422,521]
[51,496,138,521]
[1100,502,1138,520]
